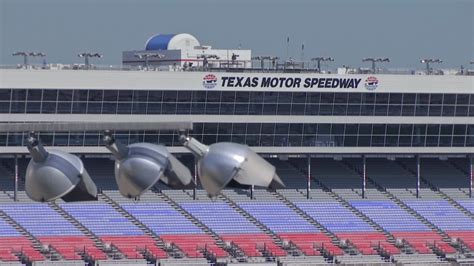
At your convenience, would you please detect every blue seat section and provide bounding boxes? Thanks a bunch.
[121,203,203,235]
[238,202,318,233]
[180,202,261,234]
[61,203,143,236]
[459,201,474,213]
[295,202,374,233]
[0,204,82,236]
[0,217,22,237]
[350,201,430,232]
[405,200,474,231]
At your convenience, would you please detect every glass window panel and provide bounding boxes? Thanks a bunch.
[263,104,277,115]
[202,135,217,145]
[330,124,345,135]
[264,92,278,103]
[0,101,10,113]
[84,134,99,146]
[278,92,291,104]
[291,104,305,115]
[88,90,103,102]
[362,93,375,104]
[102,102,117,114]
[177,91,192,102]
[277,104,291,115]
[416,94,429,104]
[317,124,330,135]
[371,136,385,146]
[307,92,321,103]
[399,136,412,147]
[359,124,372,135]
[249,91,263,102]
[217,134,232,143]
[0,89,11,101]
[303,124,317,134]
[440,125,453,135]
[41,102,56,113]
[11,89,26,101]
[334,93,348,104]
[412,136,425,147]
[358,136,371,146]
[456,94,469,105]
[26,102,41,113]
[386,124,399,135]
[162,91,177,102]
[360,104,374,116]
[218,123,233,134]
[275,124,289,134]
[413,124,427,135]
[347,105,361,115]
[372,124,386,135]
[385,136,398,146]
[176,103,190,114]
[344,136,357,147]
[147,91,162,102]
[159,135,174,146]
[443,94,456,105]
[234,104,249,115]
[403,94,416,104]
[442,105,455,116]
[246,123,261,134]
[415,105,428,116]
[69,134,84,146]
[27,89,42,101]
[134,90,148,101]
[221,91,236,102]
[248,103,263,115]
[292,92,306,103]
[319,104,333,115]
[348,93,362,104]
[289,135,302,146]
[57,102,71,113]
[439,136,452,147]
[374,105,388,116]
[289,124,303,134]
[162,103,176,114]
[400,124,413,135]
[452,136,465,147]
[453,125,466,135]
[245,135,259,146]
[193,123,204,135]
[231,135,246,144]
[57,90,73,101]
[73,90,88,101]
[207,91,221,102]
[429,105,442,116]
[192,91,206,102]
[144,134,158,144]
[54,134,69,146]
[388,105,401,116]
[191,103,205,113]
[469,106,474,116]
[375,93,389,104]
[320,93,334,104]
[430,94,443,104]
[10,102,25,113]
[116,103,132,114]
[345,124,358,135]
[205,103,220,114]
[333,104,346,115]
[219,102,234,114]
[427,125,440,135]
[455,106,468,116]
[132,102,147,114]
[235,91,250,102]
[389,93,402,104]
[305,104,319,115]
[401,105,414,116]
[303,136,316,146]
[204,123,219,134]
[42,90,57,101]
[274,135,289,146]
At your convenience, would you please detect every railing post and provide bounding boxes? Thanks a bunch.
[362,156,366,199]
[416,155,421,199]
[14,155,18,202]
[307,156,311,199]
[193,159,197,200]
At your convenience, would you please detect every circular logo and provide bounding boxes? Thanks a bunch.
[364,76,379,91]
[203,74,218,89]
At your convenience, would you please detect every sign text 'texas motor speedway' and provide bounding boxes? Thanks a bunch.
[220,76,362,89]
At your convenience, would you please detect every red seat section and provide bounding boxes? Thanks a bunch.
[336,232,401,256]
[160,234,228,258]
[447,231,474,251]
[101,235,168,259]
[39,236,107,260]
[279,233,343,256]
[0,237,44,262]
[221,233,287,257]
[392,231,456,254]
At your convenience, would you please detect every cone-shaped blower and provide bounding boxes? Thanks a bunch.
[180,135,285,196]
[103,131,194,198]
[25,132,98,202]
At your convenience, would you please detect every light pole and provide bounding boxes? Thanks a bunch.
[420,58,442,75]
[311,57,334,72]
[12,52,45,68]
[134,52,164,69]
[362,57,390,73]
[78,53,103,70]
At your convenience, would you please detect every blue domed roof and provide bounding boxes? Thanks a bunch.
[145,34,176,50]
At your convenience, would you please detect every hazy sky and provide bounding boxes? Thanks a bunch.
[1,0,473,69]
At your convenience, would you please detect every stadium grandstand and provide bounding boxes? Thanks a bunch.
[0,33,473,265]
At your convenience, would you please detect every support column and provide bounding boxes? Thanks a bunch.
[307,156,311,199]
[250,185,254,200]
[14,155,18,202]
[470,155,473,198]
[362,156,366,199]
[193,159,197,200]
[416,155,421,199]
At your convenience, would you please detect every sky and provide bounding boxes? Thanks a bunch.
[0,0,473,69]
